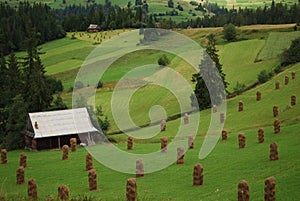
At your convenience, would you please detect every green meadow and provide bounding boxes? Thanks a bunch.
[257,31,300,61]
[6,0,299,16]
[0,62,299,200]
[29,24,298,131]
[1,24,300,200]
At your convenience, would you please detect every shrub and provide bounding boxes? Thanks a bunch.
[281,37,300,66]
[274,65,283,74]
[233,82,246,95]
[223,23,237,42]
[158,54,170,67]
[257,70,271,83]
[75,81,84,89]
[97,81,103,88]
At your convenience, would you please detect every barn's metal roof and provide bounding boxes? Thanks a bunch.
[29,108,98,139]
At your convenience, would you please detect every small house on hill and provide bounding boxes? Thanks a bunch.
[25,108,99,150]
[87,24,100,32]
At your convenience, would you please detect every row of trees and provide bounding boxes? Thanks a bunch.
[57,1,300,31]
[1,1,300,51]
[0,2,66,55]
[56,1,152,32]
[178,2,300,28]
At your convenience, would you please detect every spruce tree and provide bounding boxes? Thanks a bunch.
[5,95,27,150]
[23,34,53,112]
[206,34,228,89]
[0,55,8,146]
[191,34,228,110]
[7,52,22,101]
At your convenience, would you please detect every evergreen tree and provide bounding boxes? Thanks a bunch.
[95,106,110,133]
[5,95,27,150]
[223,23,237,41]
[0,55,8,146]
[281,37,300,66]
[7,52,22,101]
[191,34,227,110]
[206,34,228,89]
[23,35,53,112]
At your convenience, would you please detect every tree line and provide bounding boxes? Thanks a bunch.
[1,1,300,54]
[0,2,66,55]
[55,0,152,32]
[0,34,66,150]
[178,1,300,28]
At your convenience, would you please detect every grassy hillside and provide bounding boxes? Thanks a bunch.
[219,39,278,92]
[17,24,295,132]
[0,62,299,200]
[5,0,299,16]
[257,31,300,61]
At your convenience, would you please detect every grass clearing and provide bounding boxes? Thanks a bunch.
[219,39,279,92]
[257,31,300,61]
[1,26,300,200]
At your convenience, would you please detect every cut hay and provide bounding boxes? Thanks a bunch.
[238,180,250,201]
[264,176,276,201]
[86,153,93,171]
[126,178,137,201]
[28,178,38,201]
[238,133,246,148]
[58,185,69,200]
[193,163,204,186]
[136,158,144,178]
[1,149,7,164]
[88,169,97,191]
[16,166,25,185]
[222,129,227,140]
[20,153,27,168]
[176,146,185,164]
[62,145,69,160]
[270,142,278,161]
[160,137,168,153]
[127,136,133,150]
[188,135,194,149]
[70,138,77,152]
[258,128,264,143]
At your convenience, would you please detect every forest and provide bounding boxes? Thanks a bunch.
[1,1,300,55]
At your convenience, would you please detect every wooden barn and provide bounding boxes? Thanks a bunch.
[24,108,99,150]
[87,24,100,32]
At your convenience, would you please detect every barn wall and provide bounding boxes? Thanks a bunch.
[35,134,81,150]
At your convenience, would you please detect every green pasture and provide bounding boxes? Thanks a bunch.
[1,62,300,200]
[36,30,127,90]
[1,25,300,200]
[111,62,300,143]
[219,39,279,92]
[5,0,299,10]
[1,123,299,201]
[257,31,300,61]
[93,51,197,131]
[45,25,297,131]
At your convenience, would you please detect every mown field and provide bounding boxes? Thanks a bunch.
[20,24,297,132]
[5,0,299,22]
[1,24,299,200]
[0,62,299,200]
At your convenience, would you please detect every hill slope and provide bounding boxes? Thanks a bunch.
[0,62,299,200]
